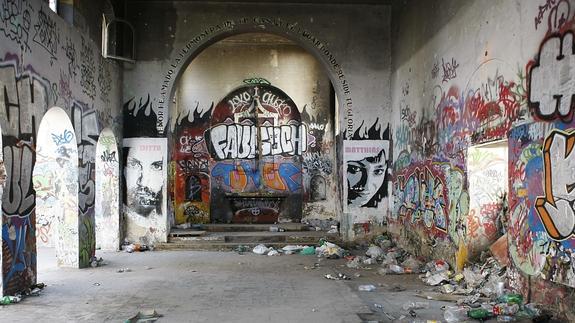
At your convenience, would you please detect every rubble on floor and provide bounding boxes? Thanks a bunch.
[342,234,550,321]
[0,282,46,305]
[250,239,346,258]
[122,239,152,253]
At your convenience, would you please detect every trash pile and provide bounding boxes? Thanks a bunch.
[343,234,425,274]
[416,255,545,321]
[250,239,346,258]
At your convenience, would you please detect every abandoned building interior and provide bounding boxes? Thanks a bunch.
[0,0,575,321]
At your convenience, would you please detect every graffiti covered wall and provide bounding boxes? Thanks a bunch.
[0,1,121,294]
[391,0,575,316]
[123,3,391,236]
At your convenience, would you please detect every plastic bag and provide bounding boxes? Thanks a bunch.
[253,244,270,255]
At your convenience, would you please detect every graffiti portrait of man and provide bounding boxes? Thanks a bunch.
[347,148,388,208]
[124,146,164,217]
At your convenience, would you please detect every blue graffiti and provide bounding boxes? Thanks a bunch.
[279,163,301,192]
[51,129,74,146]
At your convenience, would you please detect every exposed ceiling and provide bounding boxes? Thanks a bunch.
[128,0,392,4]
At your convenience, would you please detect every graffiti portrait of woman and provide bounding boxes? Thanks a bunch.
[347,148,388,208]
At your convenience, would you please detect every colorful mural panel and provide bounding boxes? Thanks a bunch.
[509,123,575,287]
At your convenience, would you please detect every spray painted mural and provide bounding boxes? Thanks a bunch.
[172,105,212,225]
[0,59,44,295]
[123,138,168,243]
[95,128,120,251]
[504,19,575,289]
[343,118,390,230]
[207,83,305,224]
[509,123,575,288]
[344,140,389,210]
[34,107,80,268]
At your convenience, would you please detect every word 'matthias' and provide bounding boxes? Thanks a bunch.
[207,124,308,160]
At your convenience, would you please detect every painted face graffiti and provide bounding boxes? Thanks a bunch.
[125,145,164,216]
[347,148,388,207]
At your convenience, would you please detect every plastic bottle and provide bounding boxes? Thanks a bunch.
[497,293,523,305]
[468,308,492,320]
[493,303,519,316]
[443,306,468,322]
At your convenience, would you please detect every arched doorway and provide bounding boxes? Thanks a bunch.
[170,33,337,227]
[33,107,80,267]
[95,128,120,251]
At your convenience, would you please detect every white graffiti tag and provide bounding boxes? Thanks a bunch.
[536,129,575,240]
[529,32,575,120]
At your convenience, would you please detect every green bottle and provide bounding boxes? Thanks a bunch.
[497,293,523,305]
[467,308,492,319]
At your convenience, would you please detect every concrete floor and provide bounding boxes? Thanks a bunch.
[1,247,454,322]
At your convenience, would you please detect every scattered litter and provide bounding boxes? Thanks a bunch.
[282,245,305,252]
[300,246,315,255]
[402,301,429,311]
[358,284,376,292]
[267,248,279,256]
[304,263,320,270]
[90,256,104,268]
[253,244,270,255]
[125,309,163,323]
[443,305,469,322]
[311,308,317,312]
[269,226,279,232]
[316,240,345,259]
[123,243,150,253]
[234,245,249,254]
[0,295,21,305]
[324,273,351,280]
[365,245,383,259]
[456,293,481,305]
[93,282,101,286]
[144,266,153,270]
[117,268,132,273]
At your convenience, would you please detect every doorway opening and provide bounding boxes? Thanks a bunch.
[466,140,508,257]
[95,128,120,251]
[33,107,80,272]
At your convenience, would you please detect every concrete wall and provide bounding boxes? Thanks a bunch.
[390,0,575,317]
[123,2,391,239]
[0,0,122,294]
